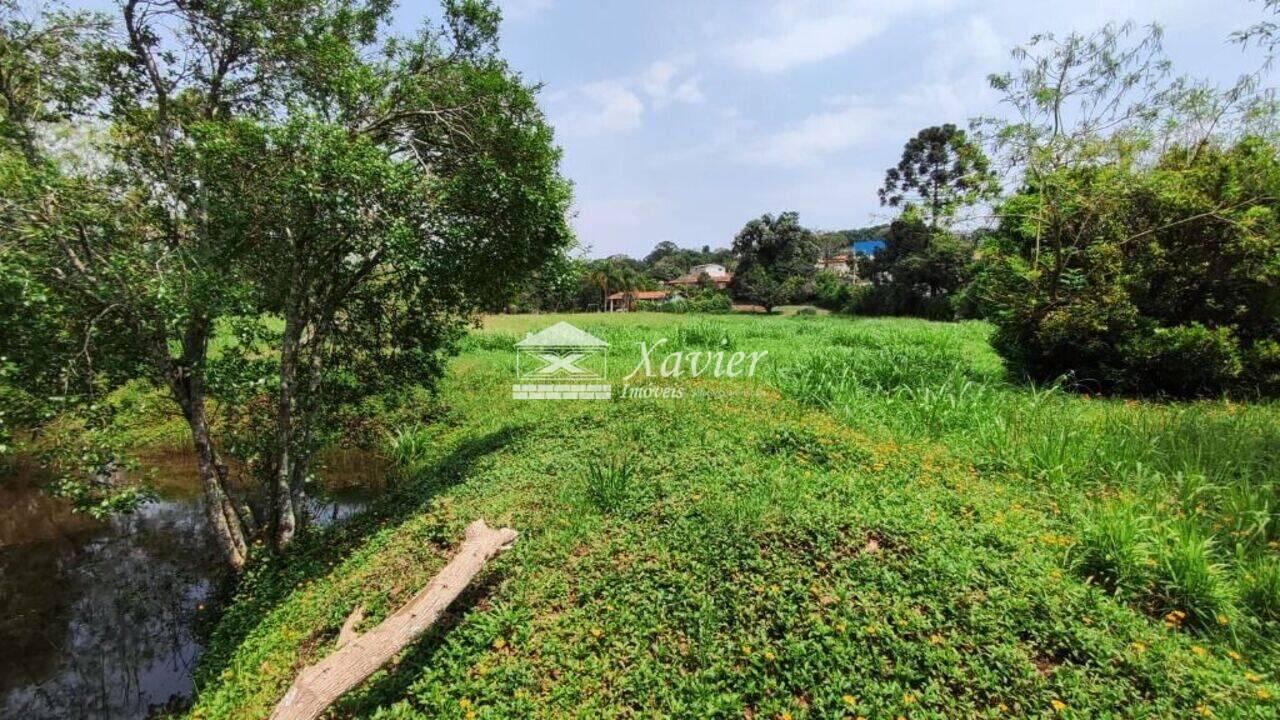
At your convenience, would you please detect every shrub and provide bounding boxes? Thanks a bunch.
[1125,324,1242,397]
[984,139,1280,397]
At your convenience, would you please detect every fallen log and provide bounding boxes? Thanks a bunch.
[269,519,518,720]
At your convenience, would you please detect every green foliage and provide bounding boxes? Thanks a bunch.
[1153,523,1234,629]
[854,218,972,320]
[1071,501,1152,596]
[730,212,820,312]
[641,288,733,314]
[191,313,1280,718]
[643,241,735,282]
[983,139,1280,396]
[2,0,572,554]
[583,454,637,514]
[1240,557,1280,622]
[0,0,109,159]
[878,124,998,228]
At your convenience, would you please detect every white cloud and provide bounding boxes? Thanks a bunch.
[740,13,1009,166]
[499,0,553,21]
[555,81,644,136]
[723,0,956,73]
[741,99,891,165]
[553,58,703,137]
[640,59,705,108]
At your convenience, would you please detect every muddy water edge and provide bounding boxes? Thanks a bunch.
[0,448,388,720]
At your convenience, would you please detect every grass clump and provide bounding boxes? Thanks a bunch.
[1153,523,1234,630]
[583,454,638,514]
[1071,500,1152,596]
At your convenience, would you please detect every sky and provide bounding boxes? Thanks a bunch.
[461,0,1271,258]
[69,0,1274,258]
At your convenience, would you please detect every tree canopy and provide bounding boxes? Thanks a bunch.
[2,0,573,566]
[877,124,997,228]
[729,212,819,312]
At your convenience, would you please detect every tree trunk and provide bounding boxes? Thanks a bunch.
[269,520,518,720]
[273,314,301,551]
[168,366,250,570]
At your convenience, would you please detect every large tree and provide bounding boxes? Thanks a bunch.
[729,212,819,312]
[9,0,572,566]
[878,124,997,229]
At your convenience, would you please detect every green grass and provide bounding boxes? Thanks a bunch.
[190,312,1280,718]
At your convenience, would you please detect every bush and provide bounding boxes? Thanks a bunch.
[1126,324,1243,397]
[853,218,970,321]
[643,290,732,314]
[984,139,1280,397]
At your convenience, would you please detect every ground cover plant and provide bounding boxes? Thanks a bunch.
[184,312,1280,718]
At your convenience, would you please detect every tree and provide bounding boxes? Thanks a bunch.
[978,23,1280,397]
[0,1,109,161]
[735,267,787,314]
[856,219,972,320]
[12,0,572,567]
[729,212,819,312]
[878,124,997,228]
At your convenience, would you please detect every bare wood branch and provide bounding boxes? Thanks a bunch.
[269,519,518,720]
[335,605,365,650]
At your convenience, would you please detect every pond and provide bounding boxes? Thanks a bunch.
[0,449,389,720]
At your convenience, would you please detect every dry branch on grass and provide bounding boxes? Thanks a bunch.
[269,519,518,720]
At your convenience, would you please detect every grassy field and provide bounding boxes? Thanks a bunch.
[190,313,1279,718]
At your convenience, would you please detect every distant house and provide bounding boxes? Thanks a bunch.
[605,289,675,312]
[666,262,732,290]
[815,253,853,276]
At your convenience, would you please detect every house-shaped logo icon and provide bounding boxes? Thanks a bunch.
[512,322,611,400]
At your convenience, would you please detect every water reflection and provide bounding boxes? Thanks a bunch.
[0,449,387,720]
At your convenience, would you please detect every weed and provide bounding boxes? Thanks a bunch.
[1239,557,1280,622]
[584,454,637,514]
[1153,522,1234,628]
[1072,500,1152,596]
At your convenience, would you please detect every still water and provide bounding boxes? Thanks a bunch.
[0,450,388,720]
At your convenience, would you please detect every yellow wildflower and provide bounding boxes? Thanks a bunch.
[1050,699,1067,712]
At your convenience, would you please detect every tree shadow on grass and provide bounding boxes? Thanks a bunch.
[194,424,531,685]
